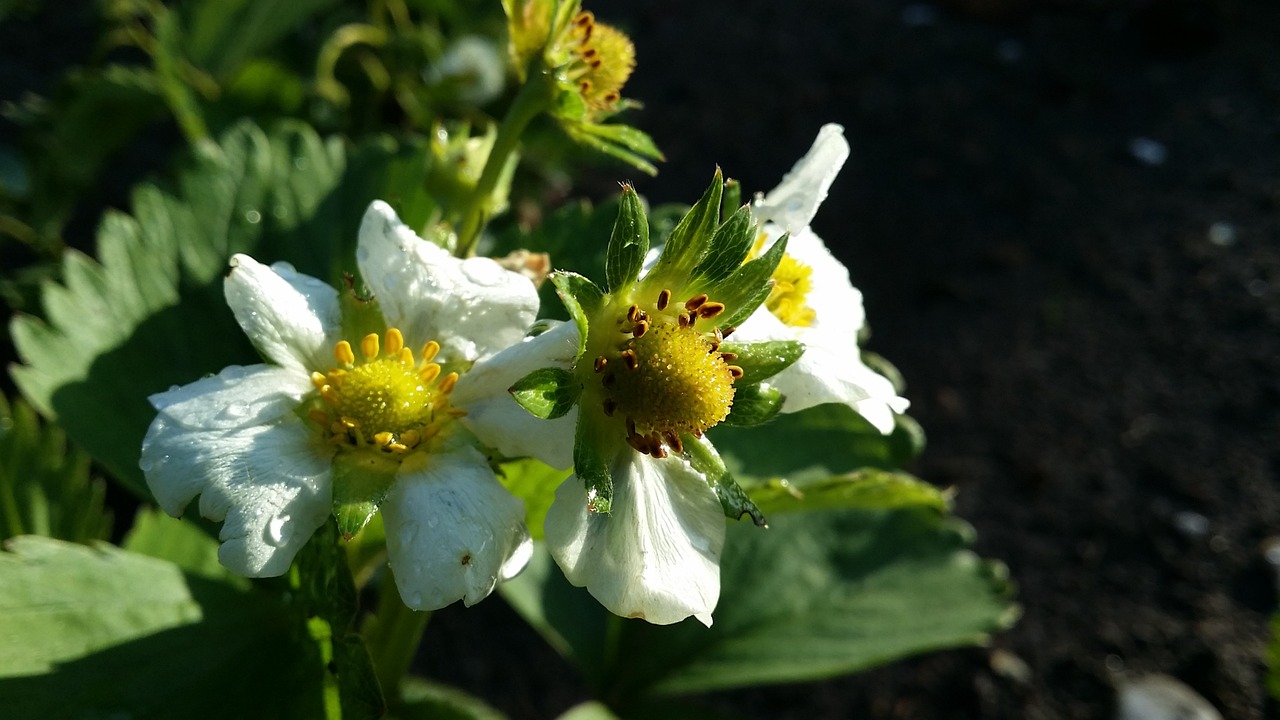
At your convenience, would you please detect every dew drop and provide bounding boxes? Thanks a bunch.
[139,457,154,473]
[293,157,308,170]
[265,515,289,546]
[272,203,288,220]
[245,209,262,224]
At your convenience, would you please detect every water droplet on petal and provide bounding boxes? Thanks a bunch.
[461,259,505,287]
[356,246,369,263]
[265,515,289,546]
[139,457,154,473]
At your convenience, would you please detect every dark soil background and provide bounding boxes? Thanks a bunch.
[431,1,1280,719]
[4,1,1279,718]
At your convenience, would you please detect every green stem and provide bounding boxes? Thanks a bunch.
[455,63,556,257]
[363,568,432,702]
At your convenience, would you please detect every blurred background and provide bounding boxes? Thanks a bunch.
[3,0,1278,718]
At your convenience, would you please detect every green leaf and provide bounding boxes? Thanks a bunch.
[398,677,506,720]
[690,204,755,284]
[179,0,341,80]
[682,434,765,527]
[712,403,925,485]
[550,271,604,361]
[573,415,613,514]
[718,340,804,384]
[122,508,234,582]
[702,232,787,329]
[10,121,428,498]
[604,185,649,294]
[505,506,1017,703]
[721,382,784,427]
[510,367,581,420]
[560,121,663,176]
[0,395,110,543]
[649,170,723,283]
[557,701,619,720]
[331,452,402,540]
[747,470,950,516]
[498,458,572,542]
[0,536,326,719]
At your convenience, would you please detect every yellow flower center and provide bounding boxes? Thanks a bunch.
[308,328,461,455]
[568,11,635,112]
[591,290,742,458]
[752,233,816,328]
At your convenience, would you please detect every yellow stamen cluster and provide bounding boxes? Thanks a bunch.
[752,233,816,328]
[308,329,462,455]
[593,289,741,459]
[568,11,635,112]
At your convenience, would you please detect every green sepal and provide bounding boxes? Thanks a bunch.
[690,203,756,284]
[573,414,613,514]
[719,340,804,383]
[339,280,387,343]
[550,270,604,361]
[331,451,401,540]
[605,185,650,293]
[682,433,766,526]
[510,367,581,419]
[649,169,723,281]
[560,121,663,176]
[723,382,785,427]
[704,232,788,329]
[721,178,741,217]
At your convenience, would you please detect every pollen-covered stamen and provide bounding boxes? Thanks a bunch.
[567,11,635,113]
[308,328,459,456]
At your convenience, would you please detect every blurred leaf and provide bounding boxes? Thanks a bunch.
[397,677,505,720]
[0,394,110,543]
[711,404,925,485]
[0,535,326,719]
[178,0,341,80]
[498,457,572,541]
[10,121,431,499]
[122,508,232,582]
[556,701,619,720]
[504,505,1016,703]
[1268,613,1280,700]
[746,469,949,516]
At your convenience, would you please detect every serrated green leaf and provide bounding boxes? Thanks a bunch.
[712,404,925,484]
[0,395,110,543]
[505,506,1017,703]
[721,382,784,427]
[498,458,572,542]
[748,470,949,516]
[690,204,755,284]
[0,536,326,719]
[604,185,649,293]
[10,121,429,498]
[702,232,787,329]
[649,171,722,282]
[550,271,604,361]
[719,340,804,384]
[682,434,765,527]
[510,367,581,420]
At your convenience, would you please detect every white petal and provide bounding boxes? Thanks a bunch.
[766,341,908,432]
[784,227,867,344]
[356,201,539,362]
[147,364,314,430]
[383,445,532,610]
[753,124,849,233]
[451,321,579,469]
[224,254,341,373]
[141,412,332,577]
[544,451,725,626]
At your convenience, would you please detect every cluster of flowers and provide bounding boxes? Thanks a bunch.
[141,125,907,626]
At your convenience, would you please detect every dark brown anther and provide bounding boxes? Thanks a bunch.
[721,325,736,338]
[664,430,684,455]
[621,349,639,371]
[626,418,637,437]
[603,92,620,104]
[692,429,704,438]
[656,288,671,310]
[626,434,648,453]
[648,433,667,458]
[684,294,708,311]
[728,365,744,379]
[697,302,725,319]
[590,59,602,69]
[582,48,597,59]
[678,313,690,328]
[708,340,720,352]
[720,352,738,362]
[603,399,617,417]
[632,319,649,338]
[627,304,641,322]
[593,356,608,373]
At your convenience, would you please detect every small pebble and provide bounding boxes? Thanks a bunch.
[1115,674,1222,720]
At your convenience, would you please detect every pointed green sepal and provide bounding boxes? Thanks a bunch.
[722,178,741,217]
[690,204,756,283]
[650,169,723,280]
[331,451,402,540]
[573,415,613,514]
[605,184,650,293]
[723,382,785,427]
[561,121,663,176]
[510,367,581,419]
[550,270,604,360]
[719,340,804,383]
[704,232,789,328]
[681,433,766,526]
